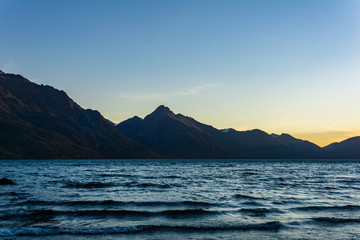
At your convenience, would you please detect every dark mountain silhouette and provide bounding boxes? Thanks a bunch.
[117,106,324,159]
[222,129,323,158]
[0,70,157,159]
[1,70,358,159]
[323,137,360,159]
[117,105,232,158]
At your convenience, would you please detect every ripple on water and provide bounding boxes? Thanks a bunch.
[0,159,359,239]
[0,221,284,237]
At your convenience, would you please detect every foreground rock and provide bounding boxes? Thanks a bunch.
[0,178,16,185]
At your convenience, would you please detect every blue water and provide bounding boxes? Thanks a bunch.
[0,159,359,239]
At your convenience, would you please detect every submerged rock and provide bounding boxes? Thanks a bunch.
[0,178,16,185]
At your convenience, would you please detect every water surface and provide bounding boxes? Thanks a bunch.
[0,159,359,239]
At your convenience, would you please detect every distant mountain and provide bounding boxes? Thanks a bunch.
[117,105,232,158]
[323,137,360,159]
[0,71,157,159]
[117,105,324,159]
[223,129,323,158]
[1,70,358,159]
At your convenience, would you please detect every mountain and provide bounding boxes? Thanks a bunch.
[222,129,323,158]
[117,105,324,159]
[323,137,360,159]
[1,70,357,159]
[0,70,157,159]
[117,105,232,158]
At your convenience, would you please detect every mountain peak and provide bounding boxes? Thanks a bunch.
[0,71,157,159]
[152,105,173,115]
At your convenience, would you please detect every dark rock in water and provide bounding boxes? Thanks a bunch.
[0,178,16,185]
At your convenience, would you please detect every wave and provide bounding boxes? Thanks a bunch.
[162,175,183,179]
[99,173,183,179]
[233,194,265,200]
[340,179,359,184]
[72,175,187,188]
[121,181,183,189]
[0,210,32,218]
[272,199,303,205]
[238,208,281,216]
[0,191,29,198]
[0,192,16,197]
[19,199,218,208]
[143,175,183,179]
[242,172,257,176]
[157,209,216,218]
[294,205,360,212]
[0,221,283,236]
[242,201,265,206]
[63,181,115,189]
[99,173,136,178]
[1,208,217,219]
[313,217,360,224]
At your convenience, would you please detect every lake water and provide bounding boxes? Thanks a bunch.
[0,159,359,239]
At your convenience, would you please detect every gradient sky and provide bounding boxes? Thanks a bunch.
[1,0,360,146]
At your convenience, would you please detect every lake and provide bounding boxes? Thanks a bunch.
[0,159,359,239]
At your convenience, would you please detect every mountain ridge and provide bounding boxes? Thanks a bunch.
[118,105,359,159]
[0,71,158,159]
[117,105,326,159]
[0,70,359,159]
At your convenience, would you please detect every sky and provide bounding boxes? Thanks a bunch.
[1,0,360,146]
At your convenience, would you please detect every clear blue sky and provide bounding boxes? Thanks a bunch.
[1,0,359,146]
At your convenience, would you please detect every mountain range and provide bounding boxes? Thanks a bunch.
[0,71,157,159]
[117,105,324,159]
[0,70,359,159]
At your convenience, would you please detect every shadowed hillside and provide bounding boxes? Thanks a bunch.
[117,106,324,159]
[0,71,157,159]
[323,137,360,159]
[1,70,358,159]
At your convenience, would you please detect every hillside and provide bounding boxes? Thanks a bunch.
[0,71,157,159]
